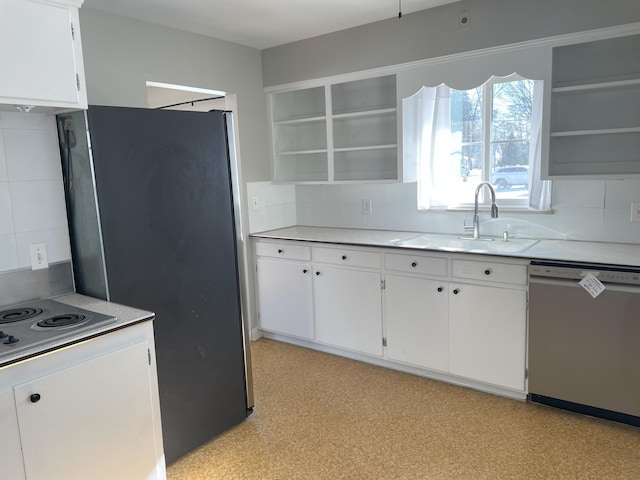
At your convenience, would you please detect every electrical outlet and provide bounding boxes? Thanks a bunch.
[30,243,48,270]
[362,199,372,215]
[631,202,640,222]
[252,196,260,210]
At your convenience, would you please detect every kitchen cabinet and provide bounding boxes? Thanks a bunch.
[547,33,640,178]
[256,258,314,339]
[0,0,87,111]
[314,264,383,356]
[311,245,383,356]
[0,321,165,480]
[0,388,25,479]
[269,74,398,183]
[384,252,449,371]
[254,238,528,397]
[448,259,527,391]
[255,241,314,339]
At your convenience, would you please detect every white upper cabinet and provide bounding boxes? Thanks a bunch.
[269,74,399,183]
[547,33,640,178]
[0,0,87,111]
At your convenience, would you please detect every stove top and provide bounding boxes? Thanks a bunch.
[0,299,117,363]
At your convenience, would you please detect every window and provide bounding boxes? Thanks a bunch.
[403,74,551,211]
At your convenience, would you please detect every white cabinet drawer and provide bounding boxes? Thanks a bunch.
[312,246,381,269]
[255,241,311,261]
[384,253,447,276]
[452,259,527,285]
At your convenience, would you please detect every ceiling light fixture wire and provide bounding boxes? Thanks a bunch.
[398,0,402,18]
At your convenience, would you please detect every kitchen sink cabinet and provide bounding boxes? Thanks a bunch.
[0,0,87,111]
[384,274,449,372]
[254,238,528,398]
[256,257,314,339]
[0,321,165,480]
[313,265,383,356]
[448,283,527,391]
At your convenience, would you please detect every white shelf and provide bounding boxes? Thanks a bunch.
[332,107,397,120]
[334,144,397,153]
[551,127,640,137]
[552,78,640,93]
[269,74,398,183]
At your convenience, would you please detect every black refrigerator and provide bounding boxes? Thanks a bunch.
[56,106,253,465]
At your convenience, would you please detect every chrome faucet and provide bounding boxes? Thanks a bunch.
[466,182,499,239]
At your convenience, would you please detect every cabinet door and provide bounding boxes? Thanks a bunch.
[314,266,382,356]
[14,341,160,480]
[0,388,26,480]
[385,274,449,372]
[257,257,314,339]
[449,283,526,390]
[0,0,82,106]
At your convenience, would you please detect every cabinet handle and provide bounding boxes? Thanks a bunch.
[453,288,460,295]
[315,271,321,276]
[341,255,347,260]
[411,262,417,268]
[484,269,492,275]
[437,287,443,292]
[30,393,41,403]
[303,269,308,274]
[278,249,283,254]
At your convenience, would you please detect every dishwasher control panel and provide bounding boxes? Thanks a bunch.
[529,262,640,285]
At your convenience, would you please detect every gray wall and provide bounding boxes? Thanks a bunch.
[262,0,640,86]
[79,8,271,183]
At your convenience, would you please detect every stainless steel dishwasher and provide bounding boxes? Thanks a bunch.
[528,260,640,427]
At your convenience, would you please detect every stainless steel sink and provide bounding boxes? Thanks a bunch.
[393,233,539,254]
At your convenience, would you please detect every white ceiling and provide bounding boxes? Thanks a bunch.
[82,0,460,49]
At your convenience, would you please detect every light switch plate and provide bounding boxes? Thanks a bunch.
[30,243,48,270]
[362,199,372,215]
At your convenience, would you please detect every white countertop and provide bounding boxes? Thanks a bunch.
[251,226,640,267]
[0,293,154,367]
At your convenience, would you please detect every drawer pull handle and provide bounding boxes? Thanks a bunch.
[437,287,443,292]
[453,288,460,295]
[30,393,41,403]
[411,262,417,268]
[278,249,283,254]
[341,255,347,260]
[303,269,308,274]
[484,269,492,275]
[315,271,321,276]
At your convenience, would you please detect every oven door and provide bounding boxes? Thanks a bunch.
[528,275,640,425]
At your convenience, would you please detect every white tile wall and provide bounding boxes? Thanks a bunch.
[290,179,640,244]
[246,181,296,233]
[0,112,71,273]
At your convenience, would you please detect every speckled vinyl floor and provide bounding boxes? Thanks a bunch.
[167,339,640,480]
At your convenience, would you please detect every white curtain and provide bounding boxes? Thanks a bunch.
[528,80,552,210]
[403,84,454,210]
[405,76,551,211]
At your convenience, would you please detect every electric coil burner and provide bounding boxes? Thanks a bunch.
[0,299,117,364]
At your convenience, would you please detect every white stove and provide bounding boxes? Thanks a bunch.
[0,299,117,364]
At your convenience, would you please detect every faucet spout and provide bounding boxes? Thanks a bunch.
[472,182,499,239]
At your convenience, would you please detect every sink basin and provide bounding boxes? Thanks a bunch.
[394,233,539,254]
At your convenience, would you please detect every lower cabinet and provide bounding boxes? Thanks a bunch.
[384,274,449,372]
[256,257,314,339]
[254,238,528,396]
[314,266,382,356]
[0,322,165,480]
[448,283,527,391]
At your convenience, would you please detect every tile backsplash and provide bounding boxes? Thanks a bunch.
[246,181,296,233]
[248,179,640,245]
[0,112,71,273]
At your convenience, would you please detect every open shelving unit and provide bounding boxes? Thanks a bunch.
[269,75,398,183]
[548,33,640,177]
